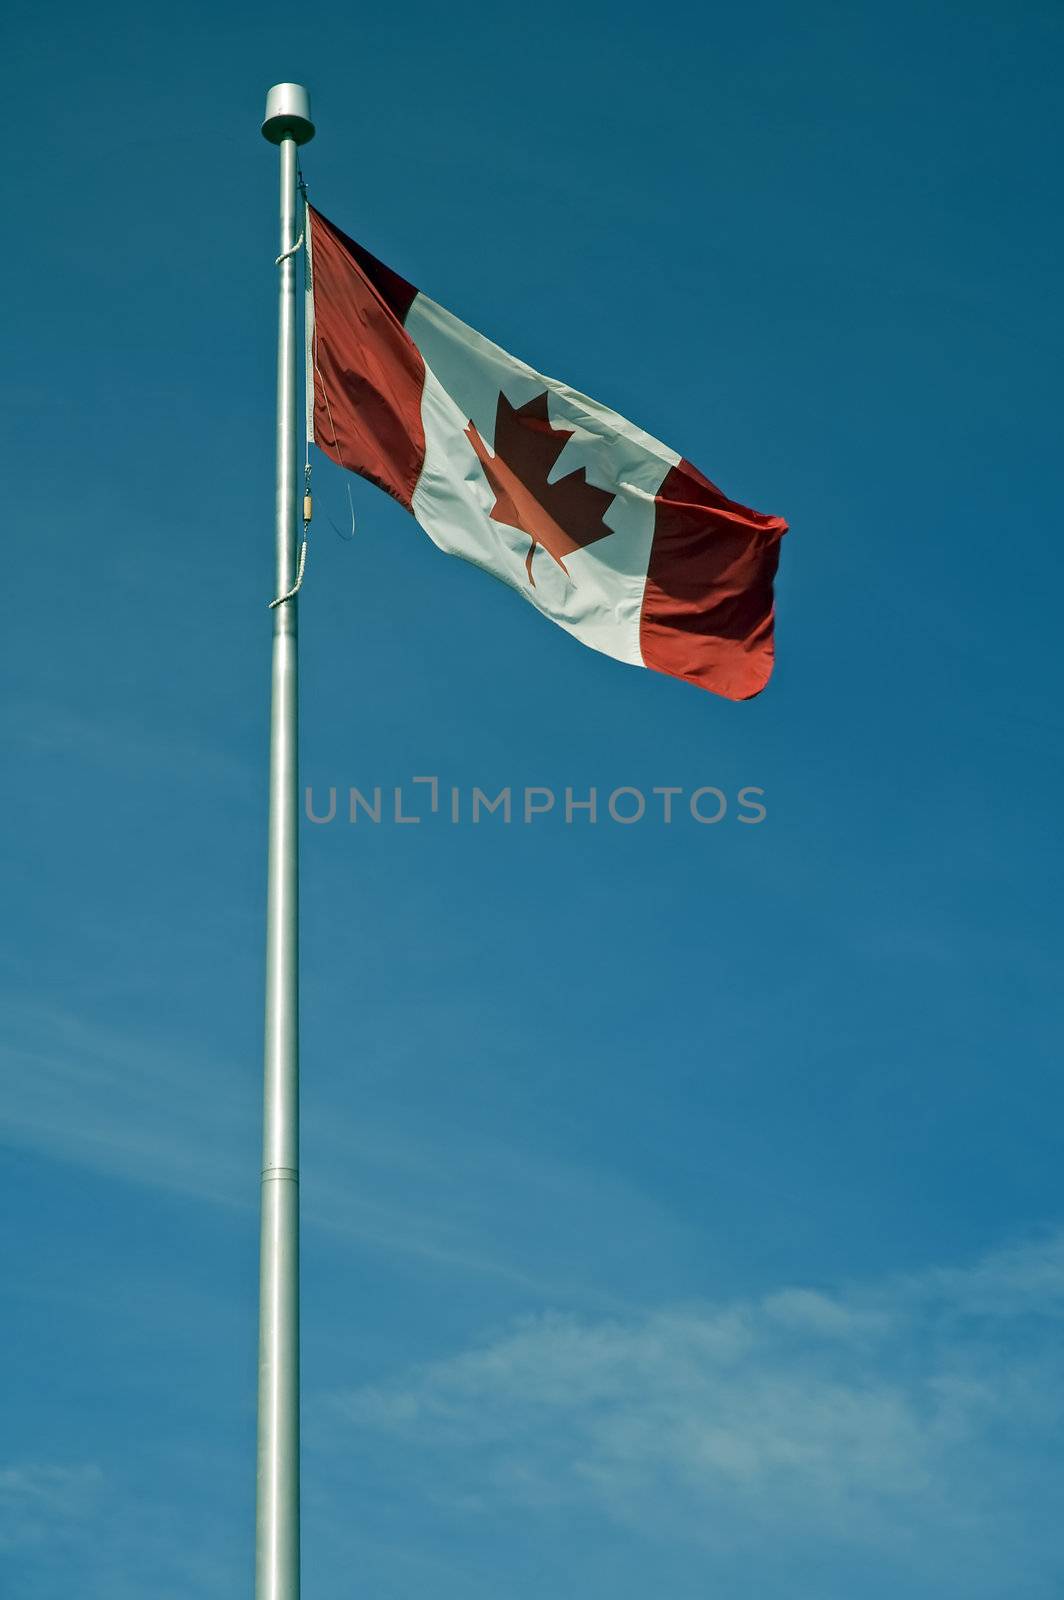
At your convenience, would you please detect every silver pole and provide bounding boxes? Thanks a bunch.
[258,82,314,1600]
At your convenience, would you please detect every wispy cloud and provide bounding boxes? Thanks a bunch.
[0,1463,103,1551]
[326,1231,1064,1592]
[0,1460,243,1599]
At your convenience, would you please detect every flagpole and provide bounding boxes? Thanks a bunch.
[258,82,314,1600]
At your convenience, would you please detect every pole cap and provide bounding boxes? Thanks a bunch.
[262,83,315,145]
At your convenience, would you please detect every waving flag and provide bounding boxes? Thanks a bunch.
[306,205,787,699]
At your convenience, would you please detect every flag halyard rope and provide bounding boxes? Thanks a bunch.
[268,163,361,606]
[275,229,304,266]
[269,178,313,609]
[268,461,312,610]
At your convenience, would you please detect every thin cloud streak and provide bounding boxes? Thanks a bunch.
[0,1001,676,1307]
[0,1463,103,1551]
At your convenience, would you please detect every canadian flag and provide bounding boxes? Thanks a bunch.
[306,206,787,700]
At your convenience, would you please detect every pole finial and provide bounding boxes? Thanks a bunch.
[262,83,315,145]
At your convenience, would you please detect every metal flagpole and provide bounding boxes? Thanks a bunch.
[258,82,314,1600]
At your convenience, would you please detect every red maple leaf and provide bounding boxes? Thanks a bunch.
[465,391,616,586]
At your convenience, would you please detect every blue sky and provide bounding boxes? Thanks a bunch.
[3,0,1063,1594]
